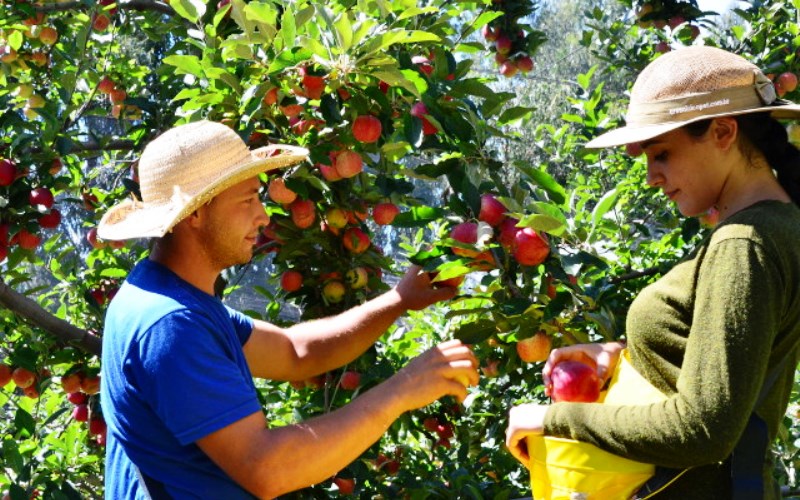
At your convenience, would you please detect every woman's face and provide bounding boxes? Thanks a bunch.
[640,122,732,217]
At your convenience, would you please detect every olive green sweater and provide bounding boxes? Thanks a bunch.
[544,200,800,499]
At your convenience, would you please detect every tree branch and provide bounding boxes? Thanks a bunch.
[608,266,661,284]
[0,278,102,356]
[35,0,176,16]
[74,138,137,152]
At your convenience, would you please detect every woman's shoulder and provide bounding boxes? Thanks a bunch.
[707,201,800,261]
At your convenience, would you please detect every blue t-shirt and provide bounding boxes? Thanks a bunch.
[101,259,260,499]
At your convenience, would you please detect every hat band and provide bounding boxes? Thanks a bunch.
[625,71,777,126]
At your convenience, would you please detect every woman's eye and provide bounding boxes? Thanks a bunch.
[654,152,668,162]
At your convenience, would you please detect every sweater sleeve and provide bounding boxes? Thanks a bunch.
[543,234,783,468]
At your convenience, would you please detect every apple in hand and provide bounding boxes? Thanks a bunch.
[550,360,600,403]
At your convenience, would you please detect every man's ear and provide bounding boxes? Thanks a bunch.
[184,207,205,229]
[711,116,739,151]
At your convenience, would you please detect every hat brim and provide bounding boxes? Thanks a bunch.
[98,144,308,241]
[586,103,800,149]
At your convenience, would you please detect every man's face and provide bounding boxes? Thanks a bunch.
[199,177,270,270]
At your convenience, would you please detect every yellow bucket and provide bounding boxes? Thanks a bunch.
[527,350,667,500]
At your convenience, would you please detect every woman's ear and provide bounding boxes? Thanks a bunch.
[710,117,739,151]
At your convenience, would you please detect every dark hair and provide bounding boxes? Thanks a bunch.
[684,114,800,205]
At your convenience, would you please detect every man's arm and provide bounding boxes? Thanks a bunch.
[198,340,477,499]
[243,265,456,380]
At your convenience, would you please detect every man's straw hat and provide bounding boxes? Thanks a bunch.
[587,46,800,148]
[98,120,308,240]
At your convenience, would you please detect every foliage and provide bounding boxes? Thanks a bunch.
[1,0,800,498]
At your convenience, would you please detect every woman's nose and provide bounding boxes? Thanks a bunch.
[646,163,663,188]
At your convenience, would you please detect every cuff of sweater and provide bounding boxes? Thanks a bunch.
[543,402,590,439]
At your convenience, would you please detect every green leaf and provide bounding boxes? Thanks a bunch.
[396,6,438,21]
[268,47,314,74]
[392,206,446,227]
[371,68,424,97]
[333,12,354,51]
[14,408,36,438]
[99,267,129,278]
[169,0,206,22]
[591,187,619,227]
[498,106,535,125]
[454,318,498,345]
[3,436,23,474]
[280,6,297,49]
[517,213,566,236]
[515,161,567,204]
[163,55,204,78]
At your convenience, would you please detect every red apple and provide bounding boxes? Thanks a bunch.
[345,267,369,289]
[339,370,361,390]
[550,360,601,403]
[332,477,355,495]
[39,26,58,45]
[12,367,36,389]
[16,229,41,250]
[478,194,506,226]
[411,55,433,75]
[482,24,498,42]
[499,61,517,78]
[60,373,83,393]
[263,86,279,106]
[516,55,534,73]
[280,103,304,118]
[0,159,16,186]
[268,178,297,205]
[72,404,89,422]
[333,151,363,178]
[29,187,54,208]
[280,270,303,292]
[495,35,512,55]
[81,375,101,395]
[342,227,370,254]
[450,221,479,258]
[109,87,127,104]
[0,364,12,387]
[778,72,798,93]
[38,208,61,229]
[352,115,382,143]
[67,391,88,405]
[89,417,107,435]
[512,228,549,266]
[372,202,399,225]
[289,199,316,229]
[302,74,325,100]
[410,102,437,135]
[516,332,551,363]
[322,280,346,304]
[318,163,342,182]
[92,13,110,32]
[98,76,115,94]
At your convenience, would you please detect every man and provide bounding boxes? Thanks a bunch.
[98,120,478,499]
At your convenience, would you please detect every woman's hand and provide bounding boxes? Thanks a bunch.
[505,403,549,464]
[542,341,625,397]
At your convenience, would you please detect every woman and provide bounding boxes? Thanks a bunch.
[505,46,800,498]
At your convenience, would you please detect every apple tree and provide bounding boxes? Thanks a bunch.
[2,0,800,498]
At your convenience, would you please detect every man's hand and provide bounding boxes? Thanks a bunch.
[394,265,458,311]
[505,403,549,464]
[386,340,479,411]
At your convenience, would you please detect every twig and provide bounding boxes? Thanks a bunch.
[0,278,102,355]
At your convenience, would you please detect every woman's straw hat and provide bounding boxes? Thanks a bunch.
[98,120,308,240]
[587,46,800,148]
